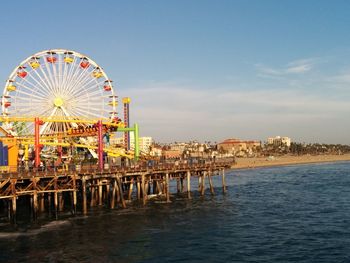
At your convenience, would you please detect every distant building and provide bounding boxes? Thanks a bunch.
[150,146,163,157]
[131,136,153,154]
[110,134,153,154]
[169,143,187,152]
[267,136,291,147]
[163,149,182,159]
[217,138,261,156]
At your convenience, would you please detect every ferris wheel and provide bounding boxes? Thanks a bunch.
[1,49,118,135]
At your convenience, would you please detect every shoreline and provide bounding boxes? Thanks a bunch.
[231,154,350,170]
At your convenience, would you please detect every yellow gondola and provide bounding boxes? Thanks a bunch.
[64,56,74,63]
[6,85,16,92]
[29,61,40,69]
[29,57,40,69]
[108,101,117,106]
[92,71,103,78]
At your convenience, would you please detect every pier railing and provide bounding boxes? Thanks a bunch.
[0,158,235,179]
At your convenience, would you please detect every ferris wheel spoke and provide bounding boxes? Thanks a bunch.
[26,66,54,96]
[63,65,91,96]
[69,78,104,98]
[75,89,102,99]
[39,107,57,133]
[58,54,63,92]
[46,58,59,94]
[61,57,82,95]
[38,62,58,95]
[61,56,79,95]
[20,73,51,97]
[61,58,69,94]
[14,85,47,100]
[62,68,84,97]
[16,81,44,98]
[60,105,73,118]
[38,60,56,91]
[50,58,61,93]
[45,59,59,96]
[33,65,56,96]
[73,106,106,119]
[12,99,44,106]
[65,67,96,96]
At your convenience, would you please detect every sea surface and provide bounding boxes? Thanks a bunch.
[1,162,350,262]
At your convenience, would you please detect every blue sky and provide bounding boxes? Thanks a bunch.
[1,0,350,143]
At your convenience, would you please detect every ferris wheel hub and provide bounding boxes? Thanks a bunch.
[54,97,64,107]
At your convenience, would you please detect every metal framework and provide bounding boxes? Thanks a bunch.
[2,49,117,135]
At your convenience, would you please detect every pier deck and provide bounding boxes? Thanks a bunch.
[0,160,234,223]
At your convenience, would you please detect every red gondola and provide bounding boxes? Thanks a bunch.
[3,102,11,108]
[80,57,90,69]
[47,56,57,63]
[103,80,112,91]
[17,66,27,78]
[46,52,57,63]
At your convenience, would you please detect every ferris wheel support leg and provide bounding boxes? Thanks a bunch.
[34,117,41,168]
[97,120,104,171]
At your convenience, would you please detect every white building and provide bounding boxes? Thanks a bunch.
[267,136,291,147]
[130,135,153,154]
[109,133,153,154]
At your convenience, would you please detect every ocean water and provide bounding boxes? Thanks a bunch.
[1,162,350,262]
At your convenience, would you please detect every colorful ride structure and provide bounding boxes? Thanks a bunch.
[0,49,139,172]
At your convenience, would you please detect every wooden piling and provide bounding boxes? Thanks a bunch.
[198,175,202,193]
[156,181,162,194]
[208,171,215,195]
[137,180,141,200]
[48,193,52,216]
[72,175,77,215]
[116,176,126,208]
[10,180,16,224]
[141,173,147,205]
[128,179,134,200]
[90,181,95,207]
[11,197,16,224]
[54,177,58,219]
[82,177,87,214]
[59,192,64,212]
[32,178,38,220]
[187,170,191,199]
[33,192,38,220]
[165,173,170,203]
[201,172,205,196]
[54,191,58,219]
[40,193,45,213]
[116,179,120,203]
[222,168,227,193]
[98,180,103,206]
[111,179,116,209]
[106,182,110,206]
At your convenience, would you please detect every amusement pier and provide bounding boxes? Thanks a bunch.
[0,160,232,223]
[0,49,234,223]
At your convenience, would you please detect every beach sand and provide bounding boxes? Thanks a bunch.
[233,154,350,169]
